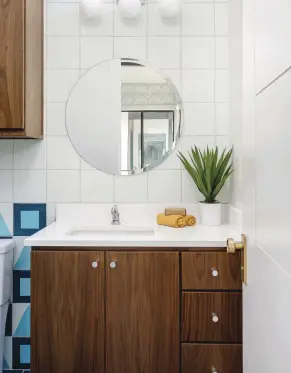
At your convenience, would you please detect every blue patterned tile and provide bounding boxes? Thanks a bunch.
[14,204,46,236]
[0,204,13,238]
[3,337,12,370]
[13,271,30,303]
[5,303,12,337]
[14,246,31,271]
[19,279,30,298]
[20,211,39,230]
[0,214,12,238]
[20,345,30,364]
[12,337,30,370]
[2,360,9,370]
[13,305,30,337]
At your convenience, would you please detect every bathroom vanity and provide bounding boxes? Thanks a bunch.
[28,204,243,373]
[31,246,242,373]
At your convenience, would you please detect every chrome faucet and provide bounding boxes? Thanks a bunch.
[111,204,120,225]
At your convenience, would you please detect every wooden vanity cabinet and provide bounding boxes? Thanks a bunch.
[106,251,179,373]
[0,0,43,138]
[31,248,242,373]
[182,344,242,373]
[31,251,105,373]
[31,250,180,373]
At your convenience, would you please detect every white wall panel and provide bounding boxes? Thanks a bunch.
[255,0,291,92]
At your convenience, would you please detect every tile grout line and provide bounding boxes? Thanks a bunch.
[78,2,82,202]
[145,0,149,202]
[112,2,115,57]
[179,0,183,203]
[45,1,49,204]
[213,2,217,145]
[12,140,15,204]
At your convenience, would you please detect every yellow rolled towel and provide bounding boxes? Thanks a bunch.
[184,215,196,226]
[157,213,186,228]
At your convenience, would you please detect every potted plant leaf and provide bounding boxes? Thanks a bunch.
[178,146,234,226]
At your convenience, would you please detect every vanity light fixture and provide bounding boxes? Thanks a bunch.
[117,0,145,19]
[158,0,180,18]
[81,0,102,19]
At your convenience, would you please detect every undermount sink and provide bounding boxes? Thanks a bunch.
[65,225,155,237]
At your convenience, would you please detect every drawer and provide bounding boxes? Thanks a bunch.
[182,343,242,373]
[182,292,242,342]
[181,252,241,290]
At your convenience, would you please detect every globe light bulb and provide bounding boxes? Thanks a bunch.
[81,0,102,19]
[158,0,180,18]
[118,0,141,19]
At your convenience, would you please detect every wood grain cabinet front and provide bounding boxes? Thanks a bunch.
[182,252,242,290]
[182,344,242,373]
[31,251,105,373]
[31,250,180,373]
[106,251,180,373]
[0,0,43,138]
[182,292,242,343]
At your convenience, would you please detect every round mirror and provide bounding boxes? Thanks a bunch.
[66,58,183,176]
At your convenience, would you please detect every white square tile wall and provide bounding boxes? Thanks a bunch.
[0,0,230,206]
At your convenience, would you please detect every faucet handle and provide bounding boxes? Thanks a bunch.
[111,204,118,214]
[111,204,120,225]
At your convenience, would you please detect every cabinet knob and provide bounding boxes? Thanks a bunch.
[212,312,219,323]
[212,367,218,373]
[92,261,98,268]
[110,261,117,269]
[211,268,219,277]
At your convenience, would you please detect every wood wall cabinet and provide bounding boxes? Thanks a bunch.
[31,248,242,373]
[0,0,43,138]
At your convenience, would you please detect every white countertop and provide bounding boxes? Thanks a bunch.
[24,203,242,248]
[25,222,240,248]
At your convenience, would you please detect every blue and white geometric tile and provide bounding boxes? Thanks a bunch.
[13,203,46,236]
[46,202,56,225]
[12,337,30,369]
[0,203,13,238]
[13,271,30,303]
[14,238,31,271]
[5,304,12,337]
[2,336,12,370]
[12,304,30,337]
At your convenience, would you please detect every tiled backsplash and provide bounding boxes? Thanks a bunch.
[0,0,229,370]
[0,0,230,207]
[1,204,46,371]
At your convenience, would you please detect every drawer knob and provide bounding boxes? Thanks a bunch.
[212,312,219,323]
[212,367,218,373]
[110,261,117,269]
[211,268,219,277]
[92,261,98,268]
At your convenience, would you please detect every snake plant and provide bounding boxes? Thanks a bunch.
[178,146,234,203]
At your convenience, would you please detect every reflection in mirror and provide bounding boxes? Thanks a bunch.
[66,58,183,176]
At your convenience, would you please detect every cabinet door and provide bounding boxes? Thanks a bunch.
[106,251,179,373]
[0,0,24,129]
[182,344,242,373]
[31,251,105,373]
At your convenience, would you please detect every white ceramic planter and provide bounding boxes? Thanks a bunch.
[199,202,222,226]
